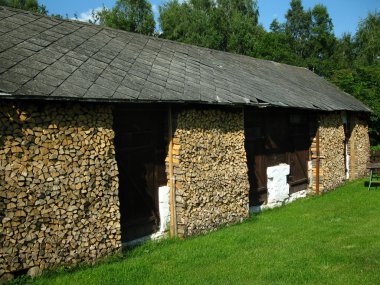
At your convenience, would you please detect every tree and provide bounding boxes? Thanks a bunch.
[95,0,155,35]
[306,4,336,75]
[159,0,260,55]
[285,0,311,58]
[331,33,355,69]
[217,0,259,24]
[226,13,262,56]
[159,0,222,49]
[255,28,299,64]
[1,0,47,14]
[270,19,284,33]
[355,11,380,65]
[310,4,335,59]
[215,0,260,54]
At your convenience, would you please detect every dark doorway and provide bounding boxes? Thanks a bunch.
[113,105,168,242]
[245,108,312,206]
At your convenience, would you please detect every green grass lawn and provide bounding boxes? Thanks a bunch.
[15,180,380,285]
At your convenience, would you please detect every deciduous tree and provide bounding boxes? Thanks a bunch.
[95,0,155,35]
[159,0,260,55]
[355,12,380,65]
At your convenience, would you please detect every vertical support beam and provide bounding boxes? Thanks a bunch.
[168,105,177,237]
[316,128,320,194]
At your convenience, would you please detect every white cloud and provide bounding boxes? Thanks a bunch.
[73,7,104,23]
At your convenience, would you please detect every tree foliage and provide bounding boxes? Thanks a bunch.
[159,0,260,55]
[0,0,47,14]
[94,0,155,35]
[355,12,380,65]
[284,0,311,59]
[309,5,335,58]
[158,0,220,48]
[270,18,283,33]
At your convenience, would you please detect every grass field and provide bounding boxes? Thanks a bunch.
[13,179,380,285]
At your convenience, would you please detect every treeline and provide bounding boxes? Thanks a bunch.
[1,0,379,144]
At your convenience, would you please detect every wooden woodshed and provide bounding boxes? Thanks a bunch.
[0,7,370,278]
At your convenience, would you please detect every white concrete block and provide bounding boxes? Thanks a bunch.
[249,162,310,213]
[267,164,290,205]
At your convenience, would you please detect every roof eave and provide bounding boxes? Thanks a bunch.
[0,94,371,113]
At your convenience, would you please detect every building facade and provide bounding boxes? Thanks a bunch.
[0,7,370,278]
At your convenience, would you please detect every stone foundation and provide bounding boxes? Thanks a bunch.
[0,101,121,276]
[170,109,250,237]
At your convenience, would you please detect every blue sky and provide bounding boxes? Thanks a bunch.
[39,0,380,37]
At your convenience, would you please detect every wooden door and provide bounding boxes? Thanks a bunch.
[245,109,311,206]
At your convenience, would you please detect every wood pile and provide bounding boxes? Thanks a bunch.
[168,109,250,237]
[317,113,346,192]
[349,116,370,179]
[0,102,121,278]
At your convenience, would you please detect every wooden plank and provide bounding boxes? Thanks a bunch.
[168,105,177,237]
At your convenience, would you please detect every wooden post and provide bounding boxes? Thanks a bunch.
[168,105,177,237]
[316,128,320,194]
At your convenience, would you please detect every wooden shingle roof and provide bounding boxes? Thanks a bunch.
[0,6,370,112]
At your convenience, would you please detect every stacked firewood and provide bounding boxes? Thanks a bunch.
[349,117,370,178]
[169,109,250,237]
[0,102,120,278]
[318,114,346,191]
